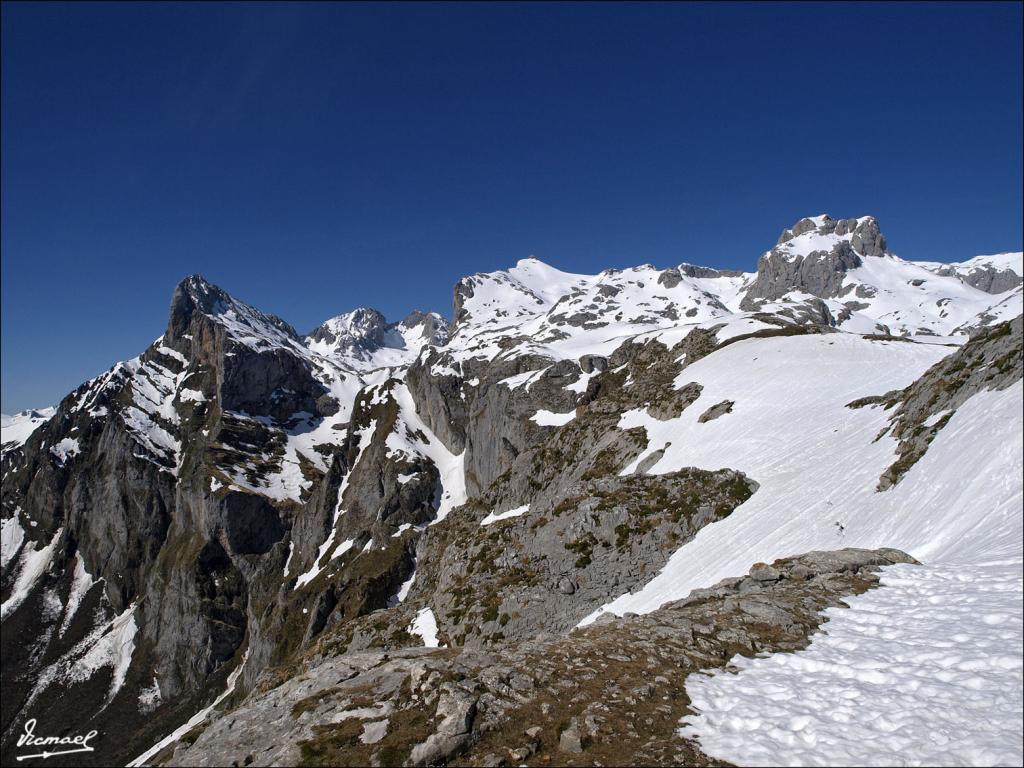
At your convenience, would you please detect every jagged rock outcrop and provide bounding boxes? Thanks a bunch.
[306,308,450,366]
[0,278,444,767]
[307,307,392,354]
[849,316,1023,490]
[740,215,888,310]
[168,548,917,768]
[925,260,1023,294]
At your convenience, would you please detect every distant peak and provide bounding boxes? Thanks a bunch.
[513,256,571,273]
[307,307,387,339]
[307,306,449,358]
[776,214,887,257]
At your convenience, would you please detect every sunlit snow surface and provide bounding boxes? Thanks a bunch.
[409,607,440,647]
[0,407,55,450]
[564,330,1023,766]
[680,560,1023,767]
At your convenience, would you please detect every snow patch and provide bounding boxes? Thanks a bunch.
[127,648,251,767]
[1,515,26,569]
[530,409,577,427]
[680,559,1023,767]
[60,555,97,635]
[409,607,440,647]
[1,527,63,620]
[480,504,530,526]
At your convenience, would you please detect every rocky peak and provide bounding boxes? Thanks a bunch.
[167,274,301,348]
[740,215,891,309]
[306,308,450,365]
[398,310,451,347]
[307,307,391,353]
[676,263,747,280]
[776,214,888,258]
[916,252,1024,295]
[452,258,594,330]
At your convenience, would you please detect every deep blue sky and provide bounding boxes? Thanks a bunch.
[2,2,1021,412]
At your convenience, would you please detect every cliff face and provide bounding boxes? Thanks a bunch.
[0,277,445,765]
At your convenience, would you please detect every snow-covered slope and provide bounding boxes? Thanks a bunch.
[677,382,1023,767]
[568,319,1022,766]
[306,308,449,370]
[1,408,55,451]
[444,258,751,370]
[742,215,1021,338]
[915,251,1023,295]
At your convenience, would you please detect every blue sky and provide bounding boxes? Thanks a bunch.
[2,1,1021,412]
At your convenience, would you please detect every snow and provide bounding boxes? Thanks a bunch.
[915,252,1024,284]
[156,344,187,364]
[565,331,1022,766]
[480,504,530,526]
[679,559,1023,767]
[293,416,378,589]
[360,719,389,744]
[1,527,63,620]
[97,603,138,703]
[26,601,139,710]
[282,540,295,577]
[330,538,356,560]
[1,514,26,569]
[306,309,448,371]
[295,537,353,589]
[388,563,417,607]
[564,368,597,394]
[833,253,1000,337]
[138,677,163,714]
[922,408,952,428]
[409,607,441,647]
[387,383,467,524]
[60,554,97,635]
[50,436,81,463]
[128,648,251,767]
[0,407,55,450]
[444,259,739,372]
[178,388,207,403]
[580,333,953,624]
[530,409,577,427]
[499,368,550,391]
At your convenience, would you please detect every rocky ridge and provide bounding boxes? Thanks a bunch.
[168,548,917,768]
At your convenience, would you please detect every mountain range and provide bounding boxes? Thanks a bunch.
[2,214,1022,767]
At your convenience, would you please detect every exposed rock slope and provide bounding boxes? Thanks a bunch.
[168,548,917,768]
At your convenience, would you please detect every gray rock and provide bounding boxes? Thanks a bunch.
[749,563,781,582]
[876,316,1022,489]
[698,399,734,423]
[559,718,584,753]
[741,215,890,310]
[410,733,470,766]
[579,354,609,374]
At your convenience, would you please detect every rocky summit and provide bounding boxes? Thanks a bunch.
[1,216,1022,768]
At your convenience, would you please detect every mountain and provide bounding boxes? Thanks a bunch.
[0,408,56,451]
[2,215,1021,767]
[306,308,450,369]
[914,251,1024,294]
